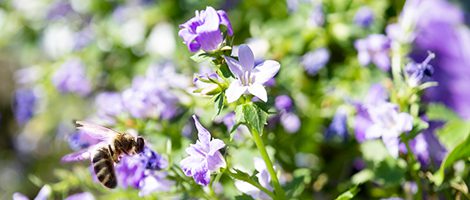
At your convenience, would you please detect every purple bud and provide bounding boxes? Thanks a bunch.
[354,6,374,27]
[13,88,37,124]
[52,59,92,96]
[301,48,330,75]
[275,95,293,112]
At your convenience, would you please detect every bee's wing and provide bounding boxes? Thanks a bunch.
[75,120,118,141]
[61,142,106,163]
[61,148,92,163]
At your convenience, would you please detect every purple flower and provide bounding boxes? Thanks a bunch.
[301,48,330,75]
[115,147,168,189]
[234,157,272,200]
[408,122,446,167]
[180,115,226,186]
[138,172,174,196]
[13,88,37,124]
[224,44,281,103]
[122,75,179,120]
[94,92,125,124]
[64,192,95,200]
[52,59,92,96]
[354,84,388,142]
[13,185,51,200]
[325,109,348,141]
[68,130,100,151]
[405,52,434,87]
[365,103,413,158]
[354,6,374,27]
[280,112,301,133]
[275,95,293,112]
[178,6,233,52]
[308,5,325,27]
[355,34,391,71]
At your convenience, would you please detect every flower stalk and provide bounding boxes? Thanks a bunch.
[248,126,286,200]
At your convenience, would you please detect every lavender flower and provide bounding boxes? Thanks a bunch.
[94,92,124,124]
[301,48,330,75]
[354,34,391,71]
[405,52,435,87]
[308,5,325,27]
[365,103,413,158]
[224,44,280,103]
[52,59,92,96]
[180,115,226,186]
[274,95,300,133]
[354,84,388,142]
[275,95,293,112]
[354,6,374,27]
[234,157,272,200]
[13,185,51,200]
[325,109,348,141]
[122,75,179,120]
[115,147,168,189]
[64,192,95,200]
[179,6,233,52]
[138,172,174,196]
[13,88,37,124]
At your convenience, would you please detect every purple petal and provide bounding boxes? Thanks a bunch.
[12,193,29,200]
[180,155,206,176]
[196,7,220,33]
[238,44,255,71]
[206,151,226,171]
[193,169,211,186]
[193,115,211,145]
[209,139,225,156]
[217,10,233,35]
[225,81,246,103]
[224,56,244,77]
[252,60,281,85]
[65,192,95,200]
[247,83,268,102]
[280,112,301,133]
[196,30,223,52]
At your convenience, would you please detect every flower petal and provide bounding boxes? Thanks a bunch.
[196,30,222,52]
[397,112,413,132]
[193,115,211,145]
[252,60,280,85]
[193,168,211,186]
[247,83,268,102]
[196,7,220,33]
[180,155,205,176]
[217,10,233,35]
[226,81,246,103]
[209,139,225,156]
[238,44,255,71]
[206,151,226,171]
[365,124,383,139]
[382,136,400,158]
[224,56,244,77]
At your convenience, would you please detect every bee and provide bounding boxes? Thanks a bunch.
[62,121,145,189]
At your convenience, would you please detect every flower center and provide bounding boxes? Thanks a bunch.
[240,71,253,86]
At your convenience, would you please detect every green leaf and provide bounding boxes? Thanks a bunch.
[190,52,211,63]
[436,120,470,150]
[335,186,359,200]
[242,103,268,134]
[351,169,374,185]
[426,103,460,121]
[432,132,470,186]
[360,140,390,163]
[213,92,225,116]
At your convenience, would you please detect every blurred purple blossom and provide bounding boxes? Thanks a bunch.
[274,95,300,133]
[94,92,124,124]
[13,185,51,200]
[280,112,301,133]
[13,88,37,125]
[180,115,226,186]
[408,122,446,168]
[301,48,330,75]
[46,1,73,20]
[325,109,348,141]
[354,6,374,27]
[234,157,272,200]
[365,103,413,158]
[52,59,92,96]
[355,34,391,71]
[407,0,470,119]
[224,44,280,103]
[308,5,324,27]
[138,172,174,196]
[179,6,233,52]
[275,95,293,112]
[64,192,95,200]
[354,84,388,142]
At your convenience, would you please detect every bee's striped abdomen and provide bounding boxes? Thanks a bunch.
[92,147,117,189]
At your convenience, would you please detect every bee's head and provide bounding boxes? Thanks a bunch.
[136,137,145,153]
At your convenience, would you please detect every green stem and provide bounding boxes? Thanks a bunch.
[249,126,286,200]
[404,140,423,200]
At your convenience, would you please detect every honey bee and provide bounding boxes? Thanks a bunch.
[62,121,145,188]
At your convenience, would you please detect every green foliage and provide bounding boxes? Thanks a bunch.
[235,103,268,135]
[335,186,359,200]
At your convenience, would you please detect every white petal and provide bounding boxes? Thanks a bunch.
[224,56,244,78]
[238,44,255,71]
[382,136,399,158]
[397,112,413,132]
[209,139,225,156]
[252,60,280,84]
[193,115,211,145]
[226,81,247,103]
[248,84,268,102]
[365,124,383,139]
